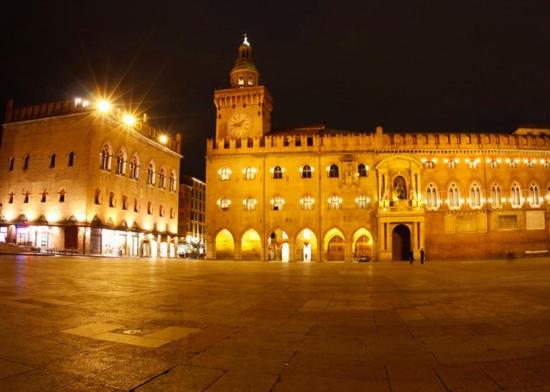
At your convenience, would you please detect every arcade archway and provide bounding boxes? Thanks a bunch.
[241,229,262,260]
[295,228,317,262]
[268,229,289,262]
[215,229,235,260]
[352,228,374,260]
[324,228,346,262]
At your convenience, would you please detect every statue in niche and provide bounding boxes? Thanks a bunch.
[393,176,407,200]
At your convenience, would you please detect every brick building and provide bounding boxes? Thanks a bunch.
[178,175,206,257]
[205,36,550,262]
[0,98,182,257]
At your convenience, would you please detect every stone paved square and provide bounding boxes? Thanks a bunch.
[2,255,550,391]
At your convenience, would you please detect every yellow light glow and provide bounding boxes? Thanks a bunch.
[122,113,137,127]
[96,99,112,113]
[159,134,168,144]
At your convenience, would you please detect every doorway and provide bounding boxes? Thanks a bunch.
[392,224,411,261]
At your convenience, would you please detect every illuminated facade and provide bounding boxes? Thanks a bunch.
[206,36,550,262]
[0,98,182,257]
[178,175,206,257]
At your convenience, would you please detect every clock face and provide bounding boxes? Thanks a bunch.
[228,112,251,137]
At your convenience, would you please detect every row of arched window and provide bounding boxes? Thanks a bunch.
[99,144,177,192]
[93,189,175,218]
[424,181,546,210]
[217,194,371,211]
[8,153,76,172]
[218,163,369,180]
[7,189,66,204]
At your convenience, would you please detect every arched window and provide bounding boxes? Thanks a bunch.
[159,168,166,189]
[108,192,115,207]
[328,164,339,178]
[59,189,66,203]
[147,201,153,214]
[490,183,502,209]
[510,182,522,208]
[271,195,284,210]
[529,182,541,208]
[129,154,140,180]
[243,167,256,180]
[22,154,30,171]
[8,157,14,171]
[40,190,47,203]
[23,191,30,203]
[68,152,75,167]
[469,182,482,209]
[244,197,257,211]
[328,194,342,209]
[273,166,283,179]
[8,192,14,204]
[169,170,177,192]
[147,162,155,185]
[357,163,368,177]
[122,195,128,210]
[300,195,314,210]
[217,197,231,211]
[133,198,139,212]
[218,167,232,181]
[170,208,175,219]
[355,195,369,209]
[99,144,111,171]
[115,149,126,175]
[301,165,313,179]
[94,189,101,205]
[49,153,56,168]
[159,204,165,217]
[447,183,460,210]
[425,183,439,210]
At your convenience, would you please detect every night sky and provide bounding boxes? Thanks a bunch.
[2,1,550,180]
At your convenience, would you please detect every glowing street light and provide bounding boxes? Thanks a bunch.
[122,113,137,127]
[96,99,112,113]
[159,134,168,144]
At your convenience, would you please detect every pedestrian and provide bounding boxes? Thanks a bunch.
[420,248,425,264]
[408,250,414,264]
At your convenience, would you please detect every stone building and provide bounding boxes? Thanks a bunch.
[205,36,550,262]
[0,98,182,257]
[178,175,206,257]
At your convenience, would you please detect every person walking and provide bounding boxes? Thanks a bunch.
[420,248,425,264]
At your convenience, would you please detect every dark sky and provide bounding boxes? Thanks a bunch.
[2,0,550,180]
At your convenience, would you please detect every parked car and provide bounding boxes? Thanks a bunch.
[354,255,371,263]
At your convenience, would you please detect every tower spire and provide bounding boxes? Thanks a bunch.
[230,34,259,88]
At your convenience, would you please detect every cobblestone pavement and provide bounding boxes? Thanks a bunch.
[2,256,550,391]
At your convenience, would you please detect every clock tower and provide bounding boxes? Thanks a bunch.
[214,35,273,140]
